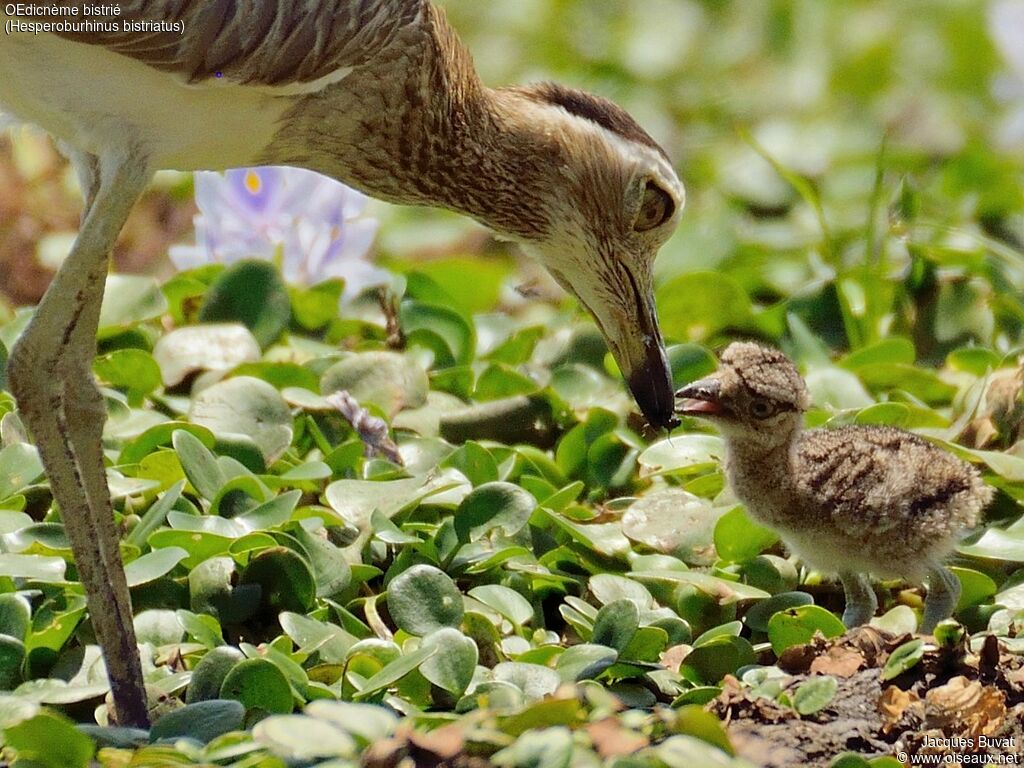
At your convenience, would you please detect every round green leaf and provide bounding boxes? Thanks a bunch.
[4,711,94,768]
[744,591,814,633]
[622,489,725,566]
[0,594,31,641]
[880,639,925,681]
[591,599,639,653]
[186,646,245,703]
[199,259,291,349]
[98,274,168,330]
[494,661,562,699]
[554,644,618,683]
[153,323,261,387]
[151,699,246,743]
[387,564,464,636]
[124,547,188,587]
[713,505,780,563]
[0,634,25,689]
[220,658,294,714]
[253,713,356,761]
[239,547,316,614]
[189,376,293,464]
[468,584,533,626]
[420,627,478,695]
[93,349,161,399]
[793,675,838,715]
[454,482,536,542]
[767,605,846,654]
[320,351,428,417]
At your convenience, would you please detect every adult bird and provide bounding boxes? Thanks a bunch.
[0,1,684,726]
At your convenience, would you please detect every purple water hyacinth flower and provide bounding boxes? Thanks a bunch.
[989,0,1024,148]
[170,167,392,297]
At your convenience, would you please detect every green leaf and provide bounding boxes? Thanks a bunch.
[0,553,66,582]
[387,564,464,636]
[93,349,161,400]
[793,675,838,715]
[554,644,618,682]
[189,376,293,464]
[320,351,429,417]
[186,646,245,703]
[239,546,316,614]
[468,584,533,626]
[253,713,356,761]
[354,645,437,699]
[420,627,478,695]
[591,599,639,653]
[153,324,261,387]
[0,443,44,500]
[172,429,226,500]
[401,300,476,367]
[290,279,344,330]
[713,505,780,563]
[0,593,31,641]
[151,699,246,743]
[622,489,726,566]
[880,639,925,681]
[744,592,814,633]
[98,274,168,331]
[219,658,294,714]
[638,434,724,476]
[454,482,536,542]
[4,710,95,768]
[124,546,188,587]
[199,259,291,348]
[767,605,846,654]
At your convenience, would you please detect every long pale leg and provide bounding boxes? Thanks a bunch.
[839,571,877,628]
[7,150,152,728]
[922,566,960,634]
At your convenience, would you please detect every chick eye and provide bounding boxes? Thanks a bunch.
[634,182,674,232]
[749,399,774,419]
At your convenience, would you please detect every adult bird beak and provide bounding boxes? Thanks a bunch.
[674,377,723,416]
[602,282,678,430]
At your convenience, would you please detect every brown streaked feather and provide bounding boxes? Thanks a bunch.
[47,0,423,85]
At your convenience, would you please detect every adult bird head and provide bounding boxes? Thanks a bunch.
[492,83,685,429]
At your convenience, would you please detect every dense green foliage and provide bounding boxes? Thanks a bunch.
[0,0,1023,765]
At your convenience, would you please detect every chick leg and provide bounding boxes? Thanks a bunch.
[839,571,877,628]
[7,149,152,728]
[921,566,960,633]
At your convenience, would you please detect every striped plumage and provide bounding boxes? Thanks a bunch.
[676,342,991,633]
[0,0,684,727]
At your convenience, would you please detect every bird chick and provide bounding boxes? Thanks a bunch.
[675,342,992,632]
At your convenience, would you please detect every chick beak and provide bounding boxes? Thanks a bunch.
[675,378,723,417]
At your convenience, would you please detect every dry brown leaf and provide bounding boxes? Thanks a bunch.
[924,676,1006,737]
[810,645,865,678]
[408,725,466,761]
[586,717,649,758]
[660,644,692,673]
[879,685,920,735]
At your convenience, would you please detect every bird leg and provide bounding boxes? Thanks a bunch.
[922,565,961,634]
[839,571,878,628]
[7,151,152,728]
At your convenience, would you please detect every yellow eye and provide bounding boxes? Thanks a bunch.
[634,182,674,232]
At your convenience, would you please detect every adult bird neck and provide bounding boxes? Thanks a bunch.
[264,3,555,242]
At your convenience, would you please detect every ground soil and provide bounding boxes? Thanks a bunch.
[710,628,1024,767]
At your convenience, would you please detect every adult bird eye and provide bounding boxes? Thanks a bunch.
[634,182,674,232]
[750,399,774,419]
